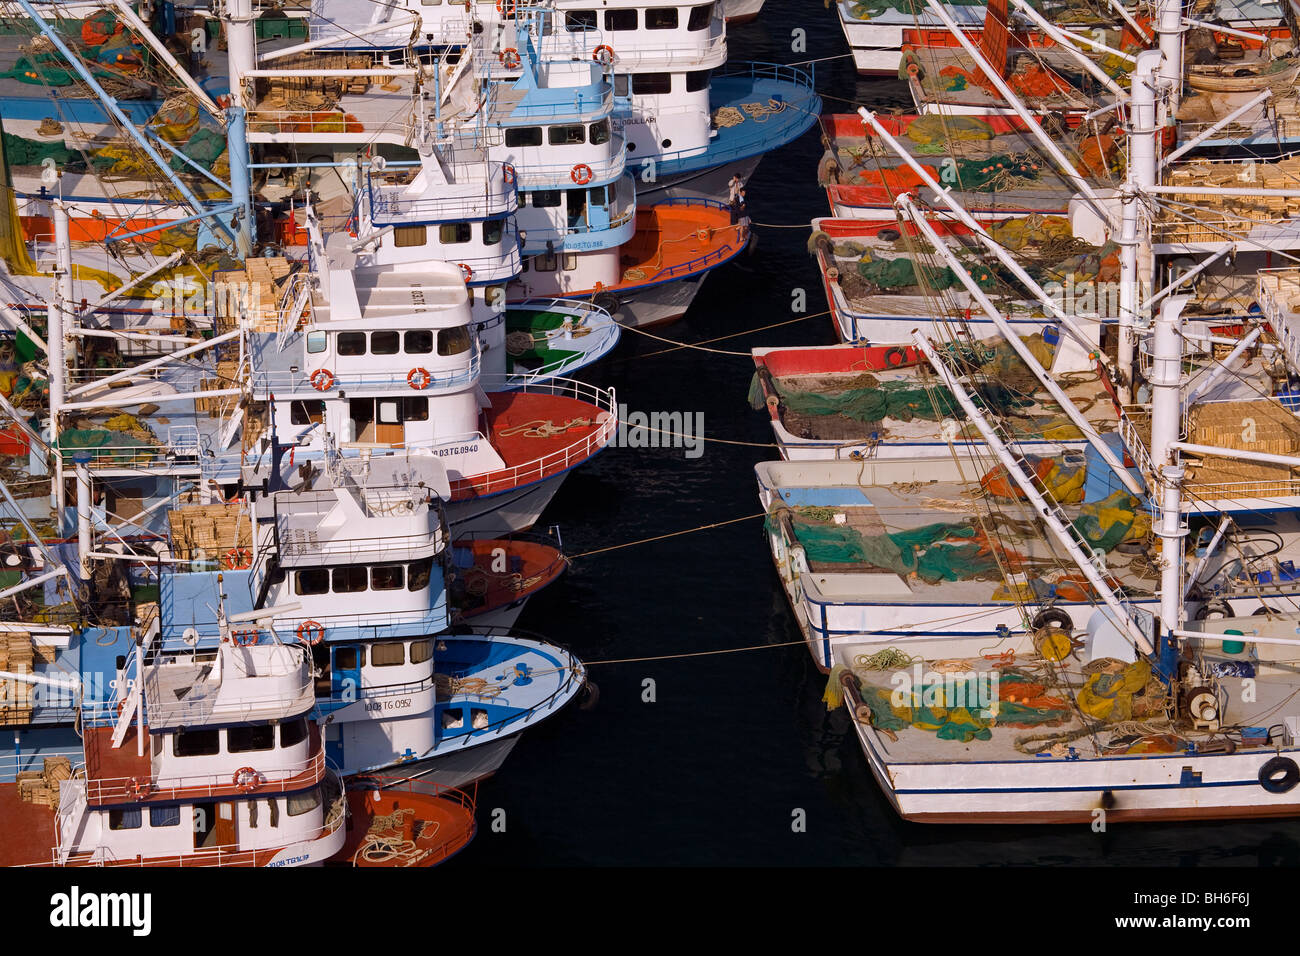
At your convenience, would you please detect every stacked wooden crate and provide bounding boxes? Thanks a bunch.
[196,358,242,418]
[1160,159,1300,243]
[0,631,34,723]
[17,756,72,810]
[1184,399,1300,497]
[167,504,252,565]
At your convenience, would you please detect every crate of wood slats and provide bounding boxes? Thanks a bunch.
[0,632,34,723]
[196,359,242,418]
[167,504,252,566]
[1183,399,1300,497]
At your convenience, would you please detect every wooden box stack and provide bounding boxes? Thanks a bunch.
[1185,399,1300,497]
[18,756,72,810]
[167,504,252,564]
[0,631,34,723]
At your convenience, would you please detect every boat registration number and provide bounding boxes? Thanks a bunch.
[435,443,479,458]
[365,697,414,712]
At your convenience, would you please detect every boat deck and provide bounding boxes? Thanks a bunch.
[0,782,58,866]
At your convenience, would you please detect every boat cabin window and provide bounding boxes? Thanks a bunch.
[410,638,434,664]
[371,330,400,355]
[405,330,434,354]
[372,641,406,666]
[109,808,142,830]
[408,557,434,591]
[686,69,711,92]
[372,563,405,590]
[337,331,367,356]
[295,568,329,595]
[280,717,309,748]
[604,9,636,29]
[393,225,427,248]
[634,73,673,95]
[333,565,369,594]
[613,74,630,96]
[437,326,474,356]
[590,184,613,207]
[485,285,505,310]
[290,400,325,425]
[688,3,714,29]
[483,220,504,246]
[565,9,596,29]
[505,126,543,148]
[173,728,220,757]
[646,8,678,29]
[563,253,578,271]
[306,330,327,353]
[403,397,429,421]
[335,646,365,670]
[287,787,322,817]
[535,252,558,272]
[530,189,562,208]
[149,805,181,828]
[590,119,610,145]
[549,124,586,146]
[439,222,472,244]
[228,724,275,753]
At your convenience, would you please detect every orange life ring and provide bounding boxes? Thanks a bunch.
[233,628,259,647]
[309,368,334,391]
[502,163,516,185]
[593,44,615,66]
[407,367,432,390]
[500,46,521,69]
[233,767,264,792]
[496,0,516,14]
[128,777,151,801]
[296,620,325,646]
[459,263,473,283]
[571,163,594,185]
[224,547,252,570]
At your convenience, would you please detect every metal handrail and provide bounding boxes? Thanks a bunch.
[80,746,326,806]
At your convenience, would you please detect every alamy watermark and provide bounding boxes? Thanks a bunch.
[611,403,705,459]
[889,664,1001,718]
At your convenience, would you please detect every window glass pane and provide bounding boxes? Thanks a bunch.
[404,330,433,354]
[287,787,321,817]
[563,253,578,271]
[110,808,142,830]
[437,326,473,356]
[688,3,713,30]
[633,73,672,95]
[483,220,503,246]
[536,253,558,272]
[306,330,327,353]
[174,728,220,757]
[337,331,366,356]
[439,222,472,244]
[410,638,434,664]
[334,646,362,670]
[646,8,678,28]
[378,400,400,425]
[531,189,561,208]
[402,397,429,422]
[548,125,585,145]
[686,69,710,92]
[332,566,368,593]
[228,724,275,753]
[280,718,309,748]
[408,557,434,591]
[371,330,399,355]
[372,641,406,666]
[613,74,630,96]
[605,9,636,29]
[372,563,405,590]
[149,805,181,827]
[504,126,542,147]
[393,225,426,248]
[589,119,610,145]
[565,10,596,29]
[295,568,329,596]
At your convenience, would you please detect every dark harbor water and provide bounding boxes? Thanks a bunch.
[460,0,1300,867]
